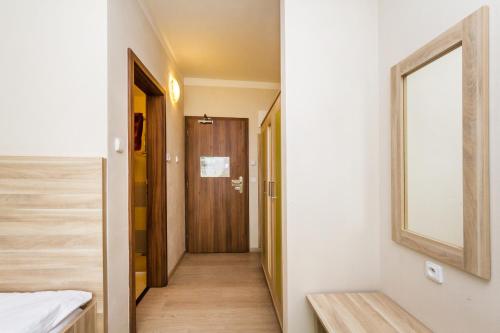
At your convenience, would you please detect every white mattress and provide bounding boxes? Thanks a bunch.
[0,290,92,333]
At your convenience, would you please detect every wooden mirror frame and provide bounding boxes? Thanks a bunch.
[391,7,490,280]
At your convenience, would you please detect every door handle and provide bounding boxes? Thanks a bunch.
[268,181,277,199]
[231,176,244,194]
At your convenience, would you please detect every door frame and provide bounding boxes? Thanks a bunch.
[128,49,168,333]
[184,116,250,253]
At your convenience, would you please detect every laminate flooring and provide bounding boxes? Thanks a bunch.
[136,253,281,333]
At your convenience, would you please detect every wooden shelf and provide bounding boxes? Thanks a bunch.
[307,292,431,333]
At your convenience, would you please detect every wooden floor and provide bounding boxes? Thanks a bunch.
[136,253,282,333]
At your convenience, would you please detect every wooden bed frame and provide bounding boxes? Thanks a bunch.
[62,298,97,333]
[0,156,107,332]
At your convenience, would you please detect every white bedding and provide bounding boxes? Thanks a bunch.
[0,290,92,333]
[49,308,83,333]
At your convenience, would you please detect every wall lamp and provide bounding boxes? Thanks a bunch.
[169,75,180,104]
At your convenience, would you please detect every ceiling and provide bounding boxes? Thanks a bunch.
[141,0,280,82]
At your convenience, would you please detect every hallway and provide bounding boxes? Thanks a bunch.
[136,253,282,332]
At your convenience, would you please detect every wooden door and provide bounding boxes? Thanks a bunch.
[263,123,274,277]
[185,117,249,253]
[259,94,283,327]
[128,49,168,333]
[271,106,282,317]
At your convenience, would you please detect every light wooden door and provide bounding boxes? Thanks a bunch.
[259,94,283,327]
[263,123,274,277]
[185,116,249,253]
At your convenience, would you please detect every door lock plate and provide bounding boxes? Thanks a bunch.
[231,176,244,194]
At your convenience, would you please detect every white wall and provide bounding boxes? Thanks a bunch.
[281,0,381,331]
[0,0,107,156]
[107,0,185,332]
[379,1,500,332]
[184,84,278,249]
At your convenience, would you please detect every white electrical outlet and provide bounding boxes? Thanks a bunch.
[425,261,444,284]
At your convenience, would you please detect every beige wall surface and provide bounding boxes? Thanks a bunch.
[184,85,279,249]
[379,1,500,332]
[0,1,107,156]
[280,0,381,332]
[107,0,185,331]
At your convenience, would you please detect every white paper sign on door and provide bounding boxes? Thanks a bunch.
[200,156,230,177]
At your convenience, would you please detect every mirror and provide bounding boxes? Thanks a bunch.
[391,7,490,279]
[405,47,463,247]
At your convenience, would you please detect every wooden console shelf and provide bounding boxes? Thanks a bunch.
[307,292,431,333]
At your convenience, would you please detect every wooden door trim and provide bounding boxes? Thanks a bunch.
[259,92,281,128]
[128,49,168,333]
[184,116,250,253]
[243,118,249,252]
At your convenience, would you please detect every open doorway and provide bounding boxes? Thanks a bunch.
[132,84,149,303]
[128,49,168,333]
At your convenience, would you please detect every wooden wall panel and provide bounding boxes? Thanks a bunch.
[0,156,106,331]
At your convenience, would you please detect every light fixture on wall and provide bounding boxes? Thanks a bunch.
[169,75,181,104]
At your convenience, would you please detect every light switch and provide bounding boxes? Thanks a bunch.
[175,155,179,163]
[166,153,171,162]
[425,261,444,284]
[250,160,256,166]
[114,138,123,153]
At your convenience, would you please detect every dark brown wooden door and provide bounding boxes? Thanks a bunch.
[186,116,249,253]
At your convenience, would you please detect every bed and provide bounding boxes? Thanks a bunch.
[0,290,95,333]
[0,157,107,332]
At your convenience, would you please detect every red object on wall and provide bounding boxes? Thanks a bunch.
[134,113,144,151]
